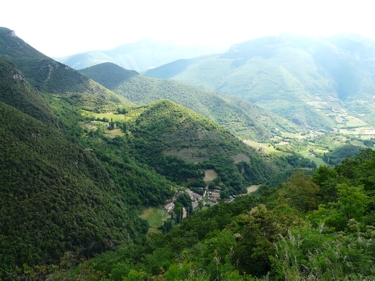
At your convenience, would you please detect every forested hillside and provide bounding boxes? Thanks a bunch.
[144,34,375,130]
[80,62,300,141]
[0,53,184,277]
[0,27,134,112]
[2,26,375,281]
[30,149,375,281]
[0,27,318,279]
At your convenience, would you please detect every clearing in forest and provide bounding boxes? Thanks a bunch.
[140,207,170,233]
[247,185,260,194]
[204,169,218,183]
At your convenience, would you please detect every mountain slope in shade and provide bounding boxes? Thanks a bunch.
[80,62,300,141]
[0,27,47,59]
[144,34,375,129]
[0,57,55,123]
[0,101,147,271]
[0,33,175,275]
[0,27,134,112]
[57,38,227,71]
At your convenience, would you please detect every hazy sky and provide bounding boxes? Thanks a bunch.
[2,0,374,57]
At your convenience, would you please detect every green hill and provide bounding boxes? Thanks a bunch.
[0,57,54,123]
[117,100,316,194]
[46,148,375,280]
[0,27,134,112]
[0,28,318,279]
[80,62,300,141]
[0,101,147,272]
[0,56,181,276]
[144,34,375,130]
[0,27,47,59]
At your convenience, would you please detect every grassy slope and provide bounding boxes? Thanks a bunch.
[0,57,55,123]
[0,27,47,59]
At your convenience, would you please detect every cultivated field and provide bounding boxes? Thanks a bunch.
[243,140,292,156]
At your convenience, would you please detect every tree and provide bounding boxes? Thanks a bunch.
[309,184,368,231]
[281,172,320,213]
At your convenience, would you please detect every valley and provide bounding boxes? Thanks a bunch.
[2,26,375,280]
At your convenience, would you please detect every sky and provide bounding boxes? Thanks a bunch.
[2,0,374,57]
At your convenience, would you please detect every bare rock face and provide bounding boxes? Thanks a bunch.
[8,30,17,37]
[13,71,29,88]
[13,73,23,80]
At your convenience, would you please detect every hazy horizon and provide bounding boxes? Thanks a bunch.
[2,0,374,57]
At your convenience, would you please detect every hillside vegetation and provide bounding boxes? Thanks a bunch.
[0,56,177,276]
[0,27,134,112]
[37,149,375,280]
[144,34,375,131]
[0,27,318,279]
[83,99,315,196]
[80,62,300,141]
[0,101,151,274]
[3,27,375,281]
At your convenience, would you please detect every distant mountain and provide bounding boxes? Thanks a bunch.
[80,62,300,141]
[57,38,227,71]
[144,34,375,129]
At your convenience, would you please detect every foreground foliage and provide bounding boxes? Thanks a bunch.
[42,149,375,280]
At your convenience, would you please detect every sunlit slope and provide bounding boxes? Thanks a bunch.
[80,62,300,141]
[145,34,375,129]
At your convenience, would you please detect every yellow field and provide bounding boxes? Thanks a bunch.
[247,185,260,194]
[243,140,292,156]
[93,112,125,122]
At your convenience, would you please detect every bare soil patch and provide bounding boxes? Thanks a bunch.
[204,169,218,183]
[231,153,250,163]
[247,185,260,194]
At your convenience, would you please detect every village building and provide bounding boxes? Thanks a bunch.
[164,202,175,213]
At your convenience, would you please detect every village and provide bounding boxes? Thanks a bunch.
[164,185,236,218]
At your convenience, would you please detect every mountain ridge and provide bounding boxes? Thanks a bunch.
[57,38,227,71]
[0,27,134,112]
[144,33,375,130]
[80,62,301,141]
